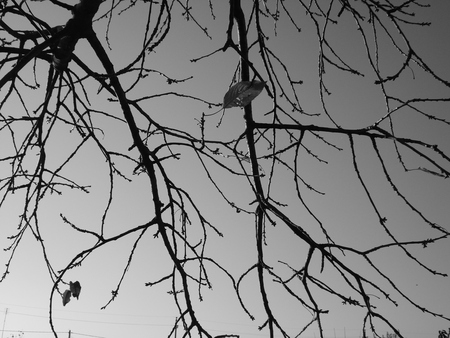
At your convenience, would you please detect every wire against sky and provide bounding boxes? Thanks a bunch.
[1,307,369,338]
[0,330,105,338]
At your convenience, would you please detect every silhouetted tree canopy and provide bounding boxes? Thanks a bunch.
[0,1,449,337]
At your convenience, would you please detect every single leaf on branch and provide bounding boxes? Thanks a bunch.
[70,281,82,299]
[204,80,265,124]
[223,80,265,108]
[62,289,71,306]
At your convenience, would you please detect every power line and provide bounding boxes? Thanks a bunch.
[1,308,7,338]
[0,329,65,334]
[0,303,173,320]
[3,309,173,327]
[70,331,106,338]
[0,329,105,338]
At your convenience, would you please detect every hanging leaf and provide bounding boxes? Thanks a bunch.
[62,290,71,306]
[70,281,82,299]
[223,81,265,109]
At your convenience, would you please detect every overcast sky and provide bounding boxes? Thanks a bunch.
[0,1,449,338]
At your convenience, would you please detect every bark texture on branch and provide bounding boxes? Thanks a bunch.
[53,0,102,71]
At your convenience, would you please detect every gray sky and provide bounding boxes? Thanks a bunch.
[0,1,449,338]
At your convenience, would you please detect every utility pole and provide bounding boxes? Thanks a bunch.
[174,317,177,338]
[1,308,8,338]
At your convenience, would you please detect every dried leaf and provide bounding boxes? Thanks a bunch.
[70,281,81,299]
[223,81,265,109]
[62,290,71,306]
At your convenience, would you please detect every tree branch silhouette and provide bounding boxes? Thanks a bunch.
[0,1,449,337]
